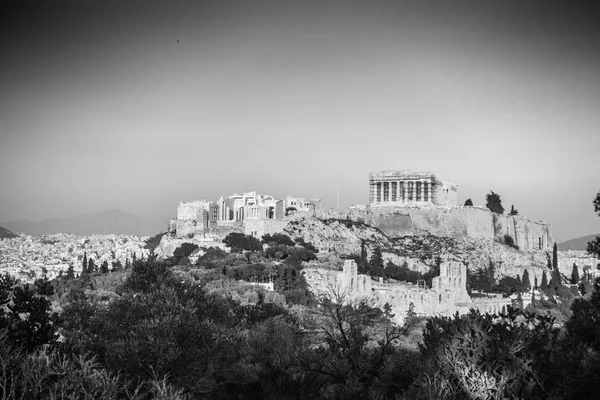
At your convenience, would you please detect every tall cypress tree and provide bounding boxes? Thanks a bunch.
[368,247,384,277]
[82,252,88,275]
[553,242,559,270]
[522,269,531,291]
[534,276,538,290]
[571,263,580,284]
[358,240,368,274]
[541,271,549,289]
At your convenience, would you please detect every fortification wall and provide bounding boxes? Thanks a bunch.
[244,219,288,239]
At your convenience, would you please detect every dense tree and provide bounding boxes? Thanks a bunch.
[262,233,295,246]
[0,275,57,352]
[541,270,549,289]
[469,261,497,292]
[587,191,600,257]
[368,247,384,277]
[534,276,539,290]
[416,308,560,399]
[485,191,505,214]
[111,259,123,272]
[173,242,199,263]
[81,252,88,275]
[572,263,581,284]
[66,264,75,279]
[509,204,519,215]
[522,269,531,291]
[100,260,109,274]
[464,198,473,206]
[224,233,263,253]
[358,240,368,274]
[87,259,97,274]
[553,242,559,270]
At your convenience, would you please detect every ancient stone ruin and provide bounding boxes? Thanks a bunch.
[369,170,458,207]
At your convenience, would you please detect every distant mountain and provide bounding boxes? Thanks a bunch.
[558,234,600,251]
[0,226,18,239]
[1,209,167,237]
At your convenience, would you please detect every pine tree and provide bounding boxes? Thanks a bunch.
[464,198,473,206]
[509,205,519,215]
[541,271,549,289]
[571,263,580,284]
[553,243,559,270]
[522,269,531,291]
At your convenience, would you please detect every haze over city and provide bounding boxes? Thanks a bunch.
[1,0,599,242]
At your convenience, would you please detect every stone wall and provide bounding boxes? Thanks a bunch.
[244,219,288,239]
[558,250,599,278]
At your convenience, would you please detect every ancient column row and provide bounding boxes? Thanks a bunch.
[373,180,431,203]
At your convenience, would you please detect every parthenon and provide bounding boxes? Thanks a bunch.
[369,170,458,207]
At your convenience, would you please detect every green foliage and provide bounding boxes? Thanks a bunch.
[468,261,497,292]
[262,233,295,246]
[223,232,263,252]
[172,243,198,266]
[294,236,318,252]
[485,191,505,214]
[572,263,581,284]
[504,234,519,249]
[497,276,525,296]
[542,270,549,289]
[587,236,600,258]
[368,247,384,277]
[82,252,88,275]
[553,242,559,270]
[417,308,560,399]
[145,231,165,254]
[522,269,531,291]
[88,259,97,274]
[0,275,57,352]
[358,240,368,274]
[464,198,473,206]
[384,261,422,284]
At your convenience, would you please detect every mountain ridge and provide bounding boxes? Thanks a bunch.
[1,209,167,237]
[557,234,599,251]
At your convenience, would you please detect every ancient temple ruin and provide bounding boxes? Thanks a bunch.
[369,170,458,207]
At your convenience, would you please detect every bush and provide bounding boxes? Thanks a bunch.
[504,234,519,249]
[224,233,263,253]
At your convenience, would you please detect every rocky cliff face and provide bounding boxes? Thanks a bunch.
[285,217,550,281]
[317,206,554,253]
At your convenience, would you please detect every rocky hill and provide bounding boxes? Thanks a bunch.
[0,226,17,239]
[284,217,549,282]
[558,234,599,251]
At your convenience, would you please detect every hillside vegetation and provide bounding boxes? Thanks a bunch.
[2,230,600,399]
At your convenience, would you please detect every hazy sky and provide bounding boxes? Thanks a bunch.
[1,0,599,242]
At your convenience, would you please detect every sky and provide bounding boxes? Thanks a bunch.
[1,0,599,242]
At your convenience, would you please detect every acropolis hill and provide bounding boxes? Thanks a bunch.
[154,169,598,320]
[164,170,553,253]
